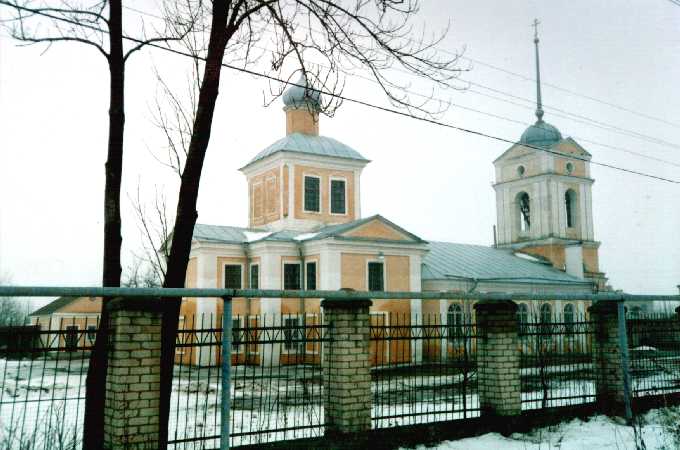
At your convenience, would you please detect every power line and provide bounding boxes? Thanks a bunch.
[122,4,680,149]
[459,55,680,130]
[1,1,678,185]
[118,4,680,163]
[302,58,680,169]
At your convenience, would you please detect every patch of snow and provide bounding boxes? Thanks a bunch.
[513,252,543,263]
[243,231,272,242]
[294,232,318,241]
[633,345,658,351]
[402,407,680,450]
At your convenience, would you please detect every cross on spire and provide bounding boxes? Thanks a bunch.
[532,18,540,41]
[532,18,544,121]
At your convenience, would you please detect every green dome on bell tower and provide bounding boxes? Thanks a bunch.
[519,19,562,148]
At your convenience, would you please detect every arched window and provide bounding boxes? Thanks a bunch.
[517,192,531,233]
[630,306,642,319]
[540,303,552,336]
[565,189,577,228]
[517,303,529,335]
[447,303,463,342]
[540,303,552,324]
[563,303,575,333]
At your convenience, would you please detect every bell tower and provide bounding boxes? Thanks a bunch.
[492,21,607,290]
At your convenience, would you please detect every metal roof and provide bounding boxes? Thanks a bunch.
[282,74,322,110]
[520,119,562,147]
[193,215,425,245]
[241,133,369,169]
[422,241,588,285]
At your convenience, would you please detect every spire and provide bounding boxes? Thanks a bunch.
[532,18,544,122]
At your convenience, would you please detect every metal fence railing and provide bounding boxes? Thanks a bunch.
[1,286,679,450]
[519,313,596,410]
[627,313,680,398]
[0,316,98,450]
[169,313,330,449]
[370,313,479,428]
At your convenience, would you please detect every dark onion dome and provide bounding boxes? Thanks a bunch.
[519,119,562,147]
[282,74,322,110]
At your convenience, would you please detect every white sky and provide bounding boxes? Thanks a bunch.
[1,0,679,309]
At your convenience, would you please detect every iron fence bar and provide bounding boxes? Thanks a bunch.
[1,285,678,302]
[617,302,633,423]
[221,297,232,450]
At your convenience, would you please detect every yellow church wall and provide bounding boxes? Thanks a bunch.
[499,145,543,181]
[341,252,411,365]
[555,155,586,178]
[520,245,566,270]
[249,167,281,227]
[59,296,102,314]
[293,165,355,223]
[282,164,289,217]
[344,220,409,241]
[582,247,600,273]
[286,109,319,136]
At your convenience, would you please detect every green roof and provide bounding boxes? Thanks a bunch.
[422,241,588,285]
[520,119,562,147]
[193,215,425,245]
[241,133,369,169]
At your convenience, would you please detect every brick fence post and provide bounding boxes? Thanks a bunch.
[474,300,521,419]
[104,298,163,450]
[590,300,632,417]
[321,297,372,436]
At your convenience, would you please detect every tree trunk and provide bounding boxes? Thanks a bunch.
[158,2,230,447]
[83,0,124,447]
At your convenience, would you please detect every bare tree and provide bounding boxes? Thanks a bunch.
[122,255,162,288]
[154,0,465,446]
[0,275,29,327]
[0,1,193,446]
[130,184,172,282]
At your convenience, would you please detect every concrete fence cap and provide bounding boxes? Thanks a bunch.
[106,297,167,313]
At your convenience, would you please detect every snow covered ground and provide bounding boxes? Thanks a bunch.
[403,407,680,450]
[2,356,679,449]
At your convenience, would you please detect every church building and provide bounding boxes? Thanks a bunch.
[178,30,607,365]
[32,31,613,365]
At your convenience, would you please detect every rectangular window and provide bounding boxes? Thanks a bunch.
[304,176,320,212]
[330,179,346,214]
[284,317,303,351]
[284,263,301,290]
[224,265,242,289]
[86,325,97,343]
[232,318,242,352]
[306,262,317,290]
[250,264,259,289]
[65,325,79,351]
[368,262,384,292]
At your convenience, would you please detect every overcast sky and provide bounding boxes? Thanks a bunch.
[1,0,679,309]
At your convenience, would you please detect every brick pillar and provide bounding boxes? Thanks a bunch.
[104,298,163,450]
[321,297,372,435]
[590,300,631,416]
[474,300,521,418]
